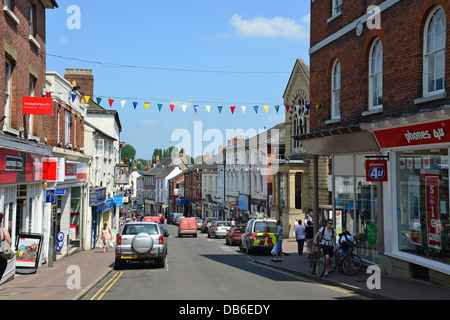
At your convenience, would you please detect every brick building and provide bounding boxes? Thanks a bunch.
[297,0,449,285]
[0,0,58,283]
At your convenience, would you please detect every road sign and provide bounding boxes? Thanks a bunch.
[54,189,66,195]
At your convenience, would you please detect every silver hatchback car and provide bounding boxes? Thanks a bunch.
[115,221,169,269]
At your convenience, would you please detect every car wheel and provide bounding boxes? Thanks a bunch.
[157,256,165,268]
[114,258,124,270]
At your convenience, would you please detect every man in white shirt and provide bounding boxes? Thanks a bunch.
[313,219,336,276]
[294,220,306,256]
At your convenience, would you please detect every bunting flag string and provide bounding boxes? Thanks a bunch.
[64,92,314,115]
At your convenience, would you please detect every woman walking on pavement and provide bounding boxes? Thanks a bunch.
[101,223,112,253]
[0,213,13,283]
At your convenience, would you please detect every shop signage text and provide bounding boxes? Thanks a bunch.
[374,119,450,148]
[89,188,106,206]
[22,97,53,115]
[366,160,388,182]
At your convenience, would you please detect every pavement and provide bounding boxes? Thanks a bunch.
[0,237,448,300]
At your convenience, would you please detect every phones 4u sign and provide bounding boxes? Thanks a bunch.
[366,159,388,182]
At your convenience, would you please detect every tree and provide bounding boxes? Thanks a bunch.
[122,144,137,169]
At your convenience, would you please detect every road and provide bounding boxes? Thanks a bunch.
[82,224,370,301]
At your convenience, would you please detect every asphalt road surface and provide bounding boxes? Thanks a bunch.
[83,224,370,301]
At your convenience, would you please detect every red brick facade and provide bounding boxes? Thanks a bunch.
[309,0,450,132]
[1,0,51,139]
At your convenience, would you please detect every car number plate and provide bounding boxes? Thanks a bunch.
[256,236,266,240]
[121,255,137,259]
[221,228,228,230]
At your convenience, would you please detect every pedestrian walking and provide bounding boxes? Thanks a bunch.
[0,213,12,283]
[305,220,314,259]
[294,220,306,256]
[272,220,283,262]
[101,223,112,253]
[313,219,336,276]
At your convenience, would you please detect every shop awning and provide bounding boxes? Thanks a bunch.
[294,125,379,155]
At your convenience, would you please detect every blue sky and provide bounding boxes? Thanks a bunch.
[46,0,311,160]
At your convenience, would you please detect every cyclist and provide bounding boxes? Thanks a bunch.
[313,219,336,276]
[335,231,355,271]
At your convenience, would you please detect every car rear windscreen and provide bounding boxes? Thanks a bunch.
[123,224,159,235]
[254,222,277,233]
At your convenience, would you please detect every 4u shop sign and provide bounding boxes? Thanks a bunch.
[0,147,45,183]
[374,119,450,149]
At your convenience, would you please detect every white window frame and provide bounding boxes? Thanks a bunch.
[332,0,343,17]
[369,38,383,110]
[4,58,12,129]
[29,1,33,36]
[95,138,104,157]
[423,6,446,97]
[331,59,341,120]
[28,76,36,137]
[65,110,71,144]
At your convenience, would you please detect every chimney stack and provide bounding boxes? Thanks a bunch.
[64,68,94,99]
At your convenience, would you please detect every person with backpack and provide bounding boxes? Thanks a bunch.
[313,219,336,276]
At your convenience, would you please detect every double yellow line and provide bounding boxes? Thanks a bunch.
[90,272,123,300]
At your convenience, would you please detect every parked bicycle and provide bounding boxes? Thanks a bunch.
[328,238,362,276]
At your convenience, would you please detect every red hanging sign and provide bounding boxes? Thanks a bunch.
[365,159,388,182]
[22,97,53,115]
[423,174,441,249]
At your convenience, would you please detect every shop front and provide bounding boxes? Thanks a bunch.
[366,115,450,282]
[297,127,382,265]
[0,141,52,284]
[89,187,106,249]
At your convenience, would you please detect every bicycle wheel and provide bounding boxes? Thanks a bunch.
[343,254,362,275]
[316,254,326,277]
[328,255,337,273]
[309,254,316,274]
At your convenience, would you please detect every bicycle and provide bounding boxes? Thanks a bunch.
[309,243,320,274]
[328,240,362,276]
[310,243,328,277]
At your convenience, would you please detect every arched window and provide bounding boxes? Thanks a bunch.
[369,38,383,109]
[424,6,446,96]
[331,60,341,119]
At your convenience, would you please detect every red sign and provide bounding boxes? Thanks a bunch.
[423,174,441,249]
[374,119,450,149]
[366,160,388,182]
[0,148,45,183]
[23,97,53,115]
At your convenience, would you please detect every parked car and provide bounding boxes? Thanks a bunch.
[169,213,184,225]
[115,221,169,269]
[226,225,245,245]
[178,217,198,237]
[196,218,204,230]
[155,213,165,224]
[143,216,160,223]
[201,217,218,233]
[207,221,231,238]
[240,219,277,254]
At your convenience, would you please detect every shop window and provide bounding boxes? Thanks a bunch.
[396,149,449,265]
[70,187,81,241]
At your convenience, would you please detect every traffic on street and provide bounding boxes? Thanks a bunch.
[82,220,371,301]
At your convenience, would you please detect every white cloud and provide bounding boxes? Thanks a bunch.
[224,14,309,41]
[140,119,158,127]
